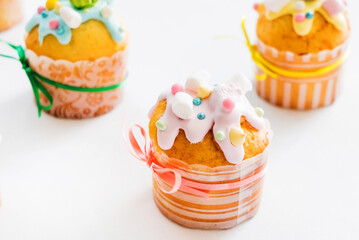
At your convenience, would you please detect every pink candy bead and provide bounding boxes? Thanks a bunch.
[253,3,259,11]
[37,6,46,14]
[49,19,60,30]
[171,84,184,95]
[323,0,345,17]
[222,98,235,112]
[295,13,306,22]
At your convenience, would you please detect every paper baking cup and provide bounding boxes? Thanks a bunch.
[152,146,269,230]
[255,40,348,110]
[26,48,128,119]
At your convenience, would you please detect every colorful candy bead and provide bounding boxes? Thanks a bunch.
[306,11,314,19]
[253,3,260,11]
[171,92,193,120]
[101,5,114,18]
[255,107,264,117]
[222,98,235,112]
[37,6,46,14]
[41,11,49,18]
[193,97,202,106]
[215,131,226,141]
[197,112,205,120]
[228,73,252,94]
[171,84,183,95]
[56,25,65,35]
[197,85,212,99]
[60,6,82,29]
[46,0,58,10]
[294,1,305,11]
[322,0,346,17]
[49,19,60,30]
[229,127,246,147]
[55,3,63,14]
[155,120,167,132]
[295,13,306,22]
[186,70,211,93]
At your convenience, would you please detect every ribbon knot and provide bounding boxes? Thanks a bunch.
[0,40,53,117]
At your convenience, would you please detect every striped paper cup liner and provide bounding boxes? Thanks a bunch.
[152,145,270,230]
[255,40,348,110]
[26,48,128,119]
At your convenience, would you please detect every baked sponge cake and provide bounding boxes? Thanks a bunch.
[24,0,128,118]
[146,71,272,229]
[0,0,22,31]
[252,0,350,110]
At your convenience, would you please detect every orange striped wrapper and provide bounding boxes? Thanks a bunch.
[152,145,270,230]
[255,40,348,110]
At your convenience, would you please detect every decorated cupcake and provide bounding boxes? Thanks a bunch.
[247,0,350,110]
[127,71,272,229]
[23,0,128,118]
[0,0,22,31]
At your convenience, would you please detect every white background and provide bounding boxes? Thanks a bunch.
[0,0,359,239]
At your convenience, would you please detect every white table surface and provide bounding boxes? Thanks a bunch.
[0,0,358,239]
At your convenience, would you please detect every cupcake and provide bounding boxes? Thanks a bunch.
[0,0,22,31]
[24,0,128,118]
[129,71,272,229]
[250,0,349,110]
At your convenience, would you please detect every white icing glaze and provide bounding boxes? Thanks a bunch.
[149,74,265,164]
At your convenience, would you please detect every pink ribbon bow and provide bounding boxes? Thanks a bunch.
[125,124,268,198]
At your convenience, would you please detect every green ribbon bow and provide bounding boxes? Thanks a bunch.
[0,40,127,117]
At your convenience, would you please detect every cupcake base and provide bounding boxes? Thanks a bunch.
[254,40,348,110]
[152,145,269,230]
[26,48,128,119]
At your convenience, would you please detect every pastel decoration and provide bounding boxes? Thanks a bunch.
[294,1,306,11]
[60,6,82,29]
[215,131,226,141]
[185,70,211,93]
[46,0,58,10]
[49,19,60,30]
[306,11,314,19]
[295,13,306,22]
[322,0,346,16]
[222,98,235,112]
[264,0,290,13]
[41,11,49,18]
[229,126,246,147]
[254,3,260,11]
[171,92,194,120]
[37,6,46,14]
[228,73,252,94]
[171,84,183,95]
[56,25,65,35]
[197,112,206,120]
[255,107,264,117]
[197,85,213,99]
[55,3,63,14]
[193,97,202,106]
[70,0,98,9]
[156,120,167,132]
[101,5,114,18]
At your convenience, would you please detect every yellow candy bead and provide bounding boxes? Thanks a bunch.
[198,85,213,99]
[46,0,58,10]
[55,2,63,14]
[229,126,246,147]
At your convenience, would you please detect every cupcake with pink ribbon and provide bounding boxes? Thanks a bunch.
[246,0,350,110]
[127,71,272,229]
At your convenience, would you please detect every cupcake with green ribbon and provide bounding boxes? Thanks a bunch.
[0,0,128,119]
